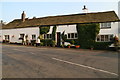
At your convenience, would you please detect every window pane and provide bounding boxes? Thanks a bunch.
[32,35,36,40]
[110,35,113,41]
[104,23,107,27]
[75,33,77,38]
[5,35,9,40]
[101,23,104,28]
[47,34,49,38]
[20,34,24,38]
[44,34,46,39]
[71,33,74,38]
[68,34,70,38]
[50,34,52,38]
[101,35,104,41]
[105,35,108,41]
[107,23,111,27]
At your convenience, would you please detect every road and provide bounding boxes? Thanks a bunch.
[2,44,119,78]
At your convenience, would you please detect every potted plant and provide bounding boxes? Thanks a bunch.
[75,45,80,48]
[67,44,71,48]
[90,46,94,50]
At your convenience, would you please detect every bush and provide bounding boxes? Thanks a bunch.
[40,42,44,46]
[93,42,113,50]
[50,40,56,47]
[41,39,52,46]
[76,23,100,49]
[40,26,50,34]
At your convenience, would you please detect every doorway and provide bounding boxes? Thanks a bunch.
[56,32,61,47]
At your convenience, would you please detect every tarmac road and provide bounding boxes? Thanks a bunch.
[2,44,119,78]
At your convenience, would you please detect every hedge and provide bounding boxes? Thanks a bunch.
[93,42,113,50]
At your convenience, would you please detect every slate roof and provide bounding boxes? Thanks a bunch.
[2,11,120,29]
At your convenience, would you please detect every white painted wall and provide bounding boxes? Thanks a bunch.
[99,22,119,36]
[0,27,39,43]
[0,30,2,42]
[56,24,77,34]
[47,24,77,34]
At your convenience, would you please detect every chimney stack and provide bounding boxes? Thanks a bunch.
[21,11,26,22]
[82,5,88,13]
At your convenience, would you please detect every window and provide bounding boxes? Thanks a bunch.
[20,34,24,38]
[32,35,36,40]
[101,23,111,28]
[75,33,78,38]
[68,34,70,38]
[67,33,78,39]
[96,35,113,42]
[19,34,25,40]
[4,35,9,41]
[44,34,52,39]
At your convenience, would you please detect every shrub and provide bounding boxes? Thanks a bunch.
[40,42,44,46]
[40,26,50,34]
[50,40,56,47]
[93,42,113,50]
[71,40,75,45]
[76,23,100,49]
[41,39,52,46]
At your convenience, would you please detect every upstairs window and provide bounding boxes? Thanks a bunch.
[101,23,111,29]
[67,33,78,39]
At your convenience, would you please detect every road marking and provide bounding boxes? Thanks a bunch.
[30,52,34,54]
[52,57,118,76]
[13,49,25,52]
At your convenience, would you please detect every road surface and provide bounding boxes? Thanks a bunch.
[2,44,119,78]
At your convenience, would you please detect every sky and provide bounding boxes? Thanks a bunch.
[0,0,120,23]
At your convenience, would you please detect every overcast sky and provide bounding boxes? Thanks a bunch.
[0,0,120,23]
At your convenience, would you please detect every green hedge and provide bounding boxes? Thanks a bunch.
[76,23,100,49]
[93,42,113,50]
[40,26,50,34]
[41,39,52,46]
[41,39,55,46]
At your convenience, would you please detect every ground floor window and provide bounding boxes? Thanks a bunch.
[19,34,25,40]
[67,33,78,39]
[32,34,36,40]
[4,35,9,41]
[44,34,52,39]
[96,34,113,42]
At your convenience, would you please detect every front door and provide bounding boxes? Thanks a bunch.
[57,32,61,47]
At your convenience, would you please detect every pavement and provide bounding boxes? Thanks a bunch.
[1,44,119,78]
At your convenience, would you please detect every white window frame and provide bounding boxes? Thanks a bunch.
[4,35,9,41]
[67,33,78,39]
[96,34,113,42]
[32,34,36,40]
[19,34,25,38]
[100,23,111,29]
[44,34,52,39]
